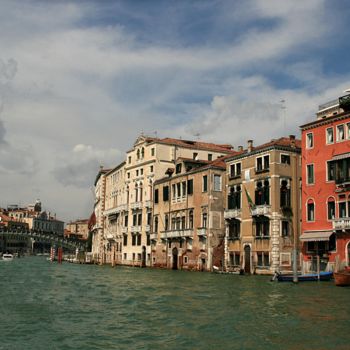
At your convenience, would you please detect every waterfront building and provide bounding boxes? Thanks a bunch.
[224,136,301,275]
[91,135,234,266]
[300,94,350,272]
[91,167,110,263]
[65,219,89,240]
[151,156,231,271]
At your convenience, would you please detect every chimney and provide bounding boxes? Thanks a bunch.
[289,135,296,148]
[247,140,253,153]
[238,146,243,152]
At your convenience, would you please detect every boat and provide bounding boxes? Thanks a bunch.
[213,266,244,275]
[2,253,14,261]
[334,270,350,286]
[273,271,333,282]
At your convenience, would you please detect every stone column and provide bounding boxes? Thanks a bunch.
[270,213,280,272]
[224,221,229,271]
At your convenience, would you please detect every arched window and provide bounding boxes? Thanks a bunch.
[139,182,143,202]
[135,184,138,202]
[165,214,169,231]
[280,179,290,208]
[136,149,140,160]
[327,197,335,220]
[141,147,145,158]
[307,199,315,221]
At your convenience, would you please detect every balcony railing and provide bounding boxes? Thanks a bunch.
[160,229,194,239]
[224,208,241,219]
[130,225,142,233]
[144,200,152,209]
[150,233,158,240]
[130,202,143,210]
[255,167,269,174]
[333,217,350,230]
[104,204,128,216]
[145,225,151,232]
[251,205,271,216]
[121,227,128,234]
[197,228,207,236]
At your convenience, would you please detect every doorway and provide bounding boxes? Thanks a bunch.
[244,245,251,274]
[141,246,146,267]
[172,247,178,270]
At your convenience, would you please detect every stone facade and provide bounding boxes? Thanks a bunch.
[151,157,229,271]
[224,136,301,275]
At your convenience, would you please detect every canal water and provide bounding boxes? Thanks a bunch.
[0,257,349,350]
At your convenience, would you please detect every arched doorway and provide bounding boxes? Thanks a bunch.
[244,245,251,274]
[172,247,178,270]
[141,246,146,268]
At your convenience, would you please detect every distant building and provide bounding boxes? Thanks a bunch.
[224,136,301,275]
[300,93,350,272]
[65,219,89,240]
[152,156,230,271]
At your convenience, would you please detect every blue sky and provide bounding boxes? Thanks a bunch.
[0,0,350,220]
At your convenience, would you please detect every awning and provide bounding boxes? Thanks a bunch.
[332,152,350,161]
[300,231,333,242]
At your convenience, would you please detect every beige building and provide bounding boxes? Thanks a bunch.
[65,219,89,240]
[224,136,301,274]
[91,135,234,266]
[151,156,231,271]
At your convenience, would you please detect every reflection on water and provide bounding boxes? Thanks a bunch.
[0,257,349,350]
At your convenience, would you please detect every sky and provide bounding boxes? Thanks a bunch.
[1,0,350,222]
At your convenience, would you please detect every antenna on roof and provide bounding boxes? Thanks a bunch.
[194,133,200,140]
[154,131,158,138]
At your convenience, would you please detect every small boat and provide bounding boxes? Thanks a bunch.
[334,270,350,287]
[273,271,333,282]
[213,266,244,275]
[2,253,14,261]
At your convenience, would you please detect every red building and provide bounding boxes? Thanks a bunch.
[300,94,350,272]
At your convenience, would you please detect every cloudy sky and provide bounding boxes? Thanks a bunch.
[1,0,350,221]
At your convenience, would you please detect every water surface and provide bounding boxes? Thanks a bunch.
[0,257,349,350]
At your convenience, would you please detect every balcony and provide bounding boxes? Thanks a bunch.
[130,202,143,210]
[224,208,241,219]
[150,233,158,240]
[160,229,194,239]
[106,233,115,241]
[333,217,350,230]
[130,225,142,233]
[255,167,269,174]
[251,205,271,216]
[121,227,128,234]
[144,200,152,209]
[145,225,151,232]
[197,228,207,236]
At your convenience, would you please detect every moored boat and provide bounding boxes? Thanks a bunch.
[2,253,14,261]
[274,271,333,282]
[334,270,350,286]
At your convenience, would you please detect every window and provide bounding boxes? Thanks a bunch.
[193,152,198,160]
[281,221,289,237]
[202,212,208,228]
[187,179,193,195]
[133,214,137,226]
[150,165,153,173]
[184,256,188,264]
[147,234,150,246]
[132,234,136,246]
[213,174,222,191]
[255,180,270,205]
[347,123,350,139]
[307,164,314,184]
[132,253,135,261]
[327,161,335,181]
[208,154,212,161]
[147,212,151,225]
[307,200,315,221]
[176,182,181,198]
[151,148,155,156]
[281,154,290,165]
[127,172,130,179]
[327,199,335,220]
[176,164,182,174]
[137,234,141,246]
[154,217,158,232]
[123,234,128,246]
[326,127,334,144]
[257,252,270,267]
[306,133,313,148]
[165,214,169,231]
[182,182,186,197]
[189,210,193,229]
[163,186,169,201]
[230,163,242,178]
[228,185,241,210]
[140,168,143,175]
[339,201,346,218]
[137,213,142,226]
[128,156,131,164]
[229,252,240,266]
[181,216,186,229]
[203,175,208,192]
[228,219,240,239]
[337,124,345,141]
[154,189,159,204]
[256,155,269,172]
[255,217,270,237]
[124,253,127,260]
[280,180,290,207]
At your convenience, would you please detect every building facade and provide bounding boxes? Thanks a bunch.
[224,136,301,275]
[151,157,229,271]
[300,94,350,272]
[65,219,89,240]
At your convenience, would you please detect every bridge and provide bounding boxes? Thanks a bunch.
[0,228,88,251]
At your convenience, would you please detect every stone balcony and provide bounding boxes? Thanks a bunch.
[130,202,143,210]
[160,229,194,239]
[145,225,151,232]
[197,228,207,236]
[150,233,158,240]
[251,205,271,217]
[224,208,241,219]
[333,217,350,230]
[106,233,115,241]
[121,227,128,234]
[144,200,152,209]
[104,204,128,216]
[130,225,142,233]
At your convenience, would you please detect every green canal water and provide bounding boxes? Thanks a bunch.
[0,257,349,350]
